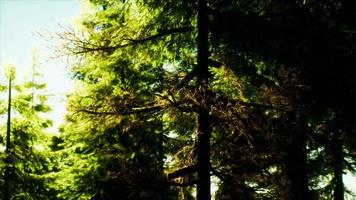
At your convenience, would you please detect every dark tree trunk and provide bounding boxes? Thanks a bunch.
[3,76,12,200]
[332,139,344,200]
[197,112,211,200]
[284,140,310,200]
[283,117,311,200]
[158,130,164,172]
[196,0,211,199]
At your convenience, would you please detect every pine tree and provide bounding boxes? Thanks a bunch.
[55,0,356,199]
[0,65,56,199]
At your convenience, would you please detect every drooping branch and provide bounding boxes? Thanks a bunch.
[168,164,198,179]
[78,105,163,116]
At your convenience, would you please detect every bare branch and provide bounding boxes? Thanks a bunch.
[59,26,193,56]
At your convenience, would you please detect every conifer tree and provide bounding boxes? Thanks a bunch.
[55,0,356,199]
[0,65,56,199]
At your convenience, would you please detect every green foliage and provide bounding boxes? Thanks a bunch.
[55,0,356,199]
[0,68,58,199]
[1,0,352,199]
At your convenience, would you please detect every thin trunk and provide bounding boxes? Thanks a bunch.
[158,130,164,172]
[333,139,344,200]
[196,0,211,199]
[3,76,12,200]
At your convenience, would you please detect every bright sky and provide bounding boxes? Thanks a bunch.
[0,0,80,131]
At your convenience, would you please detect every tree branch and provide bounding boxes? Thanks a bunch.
[122,26,194,44]
[82,26,193,54]
[238,101,289,112]
[154,92,196,113]
[168,164,198,179]
[78,105,162,116]
[172,68,198,91]
[165,180,197,187]
[208,59,223,68]
[170,59,222,92]
[58,26,194,56]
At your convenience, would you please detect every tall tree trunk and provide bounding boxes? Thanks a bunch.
[284,139,310,200]
[196,0,211,199]
[197,112,211,200]
[283,116,311,200]
[3,76,12,200]
[332,139,344,200]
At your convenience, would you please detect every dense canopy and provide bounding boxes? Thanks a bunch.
[1,0,355,200]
